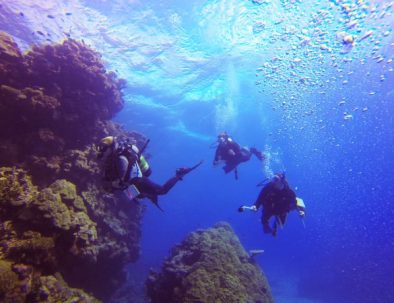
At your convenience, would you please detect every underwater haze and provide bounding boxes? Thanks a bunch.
[1,0,394,302]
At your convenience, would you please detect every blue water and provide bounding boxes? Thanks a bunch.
[2,0,394,302]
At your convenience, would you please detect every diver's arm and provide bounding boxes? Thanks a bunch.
[213,145,222,164]
[254,185,270,210]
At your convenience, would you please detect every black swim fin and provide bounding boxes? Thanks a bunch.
[190,160,203,171]
[152,200,164,212]
[147,195,164,212]
[176,160,203,179]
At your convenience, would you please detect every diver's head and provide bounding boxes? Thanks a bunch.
[218,132,229,143]
[272,172,286,190]
[97,136,115,159]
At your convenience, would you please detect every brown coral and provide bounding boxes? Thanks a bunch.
[146,222,274,303]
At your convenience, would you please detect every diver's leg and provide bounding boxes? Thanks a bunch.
[130,177,163,209]
[223,161,237,173]
[132,177,162,195]
[279,213,287,225]
[239,148,253,162]
[159,176,181,195]
[250,147,265,161]
[225,149,252,172]
[272,217,279,237]
[261,210,272,234]
[272,213,287,236]
[132,176,179,196]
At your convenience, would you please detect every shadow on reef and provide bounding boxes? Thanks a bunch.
[0,32,145,302]
[146,222,275,303]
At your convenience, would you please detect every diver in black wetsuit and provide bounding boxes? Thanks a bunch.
[213,132,265,179]
[97,136,202,210]
[239,172,306,236]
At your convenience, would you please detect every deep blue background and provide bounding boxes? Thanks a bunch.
[117,67,394,302]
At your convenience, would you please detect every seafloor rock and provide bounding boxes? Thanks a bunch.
[0,32,145,302]
[146,222,274,303]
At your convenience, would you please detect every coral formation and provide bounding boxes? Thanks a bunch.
[0,260,99,303]
[146,222,274,303]
[0,32,145,301]
[0,31,126,175]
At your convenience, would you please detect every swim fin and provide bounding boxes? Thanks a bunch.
[176,160,203,180]
[190,160,203,171]
[152,200,164,212]
[148,195,164,212]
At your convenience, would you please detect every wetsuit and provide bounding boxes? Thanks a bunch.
[254,181,297,234]
[131,176,180,205]
[114,153,181,205]
[214,139,254,173]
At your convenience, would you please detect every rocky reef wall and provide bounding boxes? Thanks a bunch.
[146,222,274,303]
[0,32,144,302]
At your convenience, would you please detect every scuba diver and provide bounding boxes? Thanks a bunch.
[238,172,306,236]
[97,136,202,211]
[213,132,265,179]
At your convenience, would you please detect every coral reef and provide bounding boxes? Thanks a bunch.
[0,260,99,303]
[146,222,274,303]
[0,32,145,301]
[0,31,126,174]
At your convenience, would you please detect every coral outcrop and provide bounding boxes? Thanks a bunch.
[0,32,144,302]
[0,31,126,174]
[146,222,274,303]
